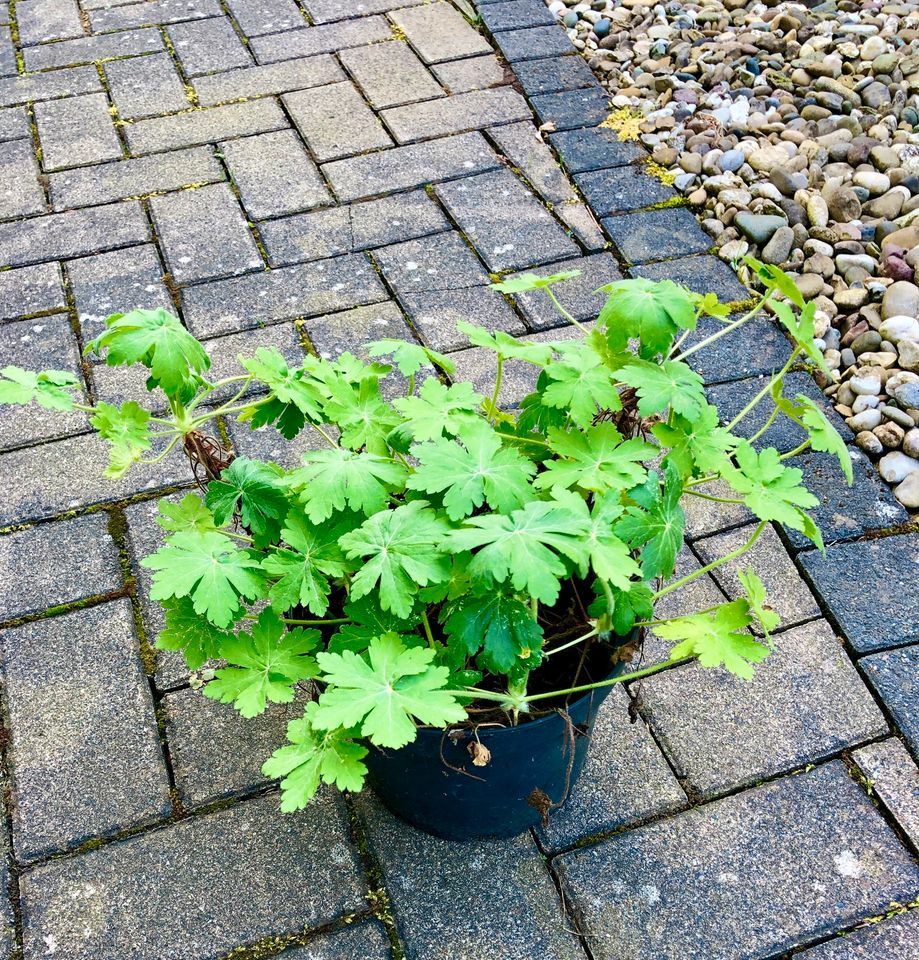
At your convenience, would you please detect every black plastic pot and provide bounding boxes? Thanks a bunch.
[364,659,627,841]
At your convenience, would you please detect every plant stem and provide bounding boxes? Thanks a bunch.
[245,614,350,626]
[489,356,504,422]
[683,489,746,505]
[407,372,415,397]
[780,439,811,460]
[519,656,694,703]
[191,396,271,425]
[672,294,770,364]
[746,401,782,445]
[530,596,539,622]
[725,348,801,432]
[138,434,182,465]
[420,610,436,648]
[544,627,598,658]
[309,423,339,449]
[545,287,589,333]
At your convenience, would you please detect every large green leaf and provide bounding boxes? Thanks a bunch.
[617,358,707,420]
[442,593,543,674]
[393,379,483,441]
[154,595,232,670]
[615,466,685,580]
[597,278,697,355]
[537,423,655,494]
[652,404,737,478]
[205,457,289,546]
[541,342,623,427]
[0,366,80,410]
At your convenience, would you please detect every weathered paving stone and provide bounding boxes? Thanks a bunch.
[0,201,149,268]
[435,169,577,272]
[164,686,305,807]
[639,619,886,798]
[1,600,172,862]
[340,40,442,109]
[0,431,188,525]
[224,0,306,36]
[432,54,505,94]
[0,261,64,319]
[559,202,608,251]
[398,284,524,352]
[535,688,686,853]
[853,739,919,849]
[0,514,121,621]
[680,313,792,385]
[88,0,223,31]
[382,87,530,144]
[261,190,449,266]
[221,130,331,220]
[279,921,392,960]
[285,81,392,162]
[557,762,919,960]
[513,54,597,96]
[150,183,263,285]
[797,910,919,960]
[495,25,575,62]
[23,26,163,71]
[193,55,344,107]
[693,522,821,630]
[225,416,327,468]
[250,17,391,63]
[50,145,225,210]
[488,120,579,206]
[549,126,646,173]
[104,53,190,120]
[861,646,919,756]
[602,207,712,264]
[531,87,611,131]
[322,131,501,202]
[168,16,253,78]
[575,165,677,216]
[682,476,753,539]
[0,315,89,448]
[799,535,919,654]
[390,3,492,64]
[507,252,621,330]
[631,253,750,303]
[0,65,101,108]
[302,301,411,359]
[16,0,83,45]
[0,139,45,219]
[356,794,582,960]
[301,0,423,21]
[181,253,388,337]
[0,106,30,142]
[124,99,287,154]
[35,92,123,172]
[0,26,13,78]
[373,231,488,296]
[67,244,172,343]
[479,0,555,32]
[198,320,304,395]
[19,790,367,960]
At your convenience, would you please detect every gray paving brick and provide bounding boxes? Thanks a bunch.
[602,206,714,264]
[488,120,578,206]
[104,53,190,120]
[16,0,83,45]
[480,0,555,31]
[797,910,919,960]
[124,97,287,154]
[681,313,792,386]
[432,54,506,94]
[150,182,263,284]
[168,16,253,77]
[302,300,410,359]
[513,54,597,97]
[861,645,919,757]
[0,201,149,268]
[531,86,610,131]
[390,3,492,64]
[284,81,392,162]
[558,763,919,960]
[340,40,442,109]
[641,618,886,798]
[302,0,423,22]
[0,261,64,319]
[35,92,123,172]
[496,25,574,62]
[0,514,121,621]
[251,16,391,63]
[853,739,919,850]
[193,54,344,107]
[505,251,621,330]
[0,64,101,108]
[549,125,646,173]
[260,189,448,266]
[0,314,89,448]
[50,145,224,209]
[681,475,754,540]
[2,600,172,862]
[399,284,524,352]
[575,164,676,217]
[165,686,304,807]
[631,253,750,303]
[225,415,327,468]
[799,535,918,655]
[0,138,45,220]
[436,168,577,272]
[356,793,582,960]
[203,318,304,392]
[23,26,164,70]
[0,25,16,77]
[221,129,330,220]
[535,688,686,853]
[373,231,488,296]
[19,790,367,960]
[0,106,30,141]
[224,0,305,35]
[321,131,501,202]
[181,253,387,337]
[67,244,172,343]
[382,87,530,144]
[88,0,223,31]
[280,922,392,960]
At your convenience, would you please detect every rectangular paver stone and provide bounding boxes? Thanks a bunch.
[603,206,713,264]
[2,600,172,862]
[496,25,574,62]
[531,86,611,131]
[488,119,579,206]
[373,231,488,296]
[221,129,331,219]
[301,0,423,21]
[168,17,253,77]
[340,40,442,109]
[0,106,30,142]
[398,284,524,351]
[356,794,582,960]
[435,168,577,271]
[479,0,555,31]
[0,139,45,219]
[853,738,919,849]
[0,65,101,108]
[557,762,919,960]
[681,313,792,386]
[432,55,506,94]
[150,182,263,284]
[24,26,164,70]
[35,92,123,171]
[861,645,919,756]
[251,17,391,62]
[575,164,677,216]
[514,54,597,96]
[224,0,305,35]
[797,910,919,960]
[19,790,366,960]
[193,55,344,107]
[381,87,530,143]
[89,0,222,31]
[104,53,190,120]
[16,0,83,45]
[303,300,411,359]
[549,125,646,173]
[391,3,492,64]
[0,262,64,319]
[631,253,750,303]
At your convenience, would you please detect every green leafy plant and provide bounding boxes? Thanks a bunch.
[0,261,851,811]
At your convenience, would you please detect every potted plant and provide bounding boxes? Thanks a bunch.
[0,259,850,840]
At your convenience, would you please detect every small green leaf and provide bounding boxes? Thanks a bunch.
[652,404,737,478]
[737,569,780,640]
[89,400,152,478]
[443,593,544,673]
[393,379,483,441]
[490,269,581,294]
[456,322,553,364]
[366,338,455,377]
[772,300,828,373]
[205,457,289,546]
[615,465,685,580]
[155,595,232,670]
[0,366,80,410]
[597,278,697,355]
[239,347,324,423]
[617,358,706,420]
[771,386,852,484]
[156,494,219,535]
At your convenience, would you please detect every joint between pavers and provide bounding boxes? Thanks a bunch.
[216,910,380,960]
